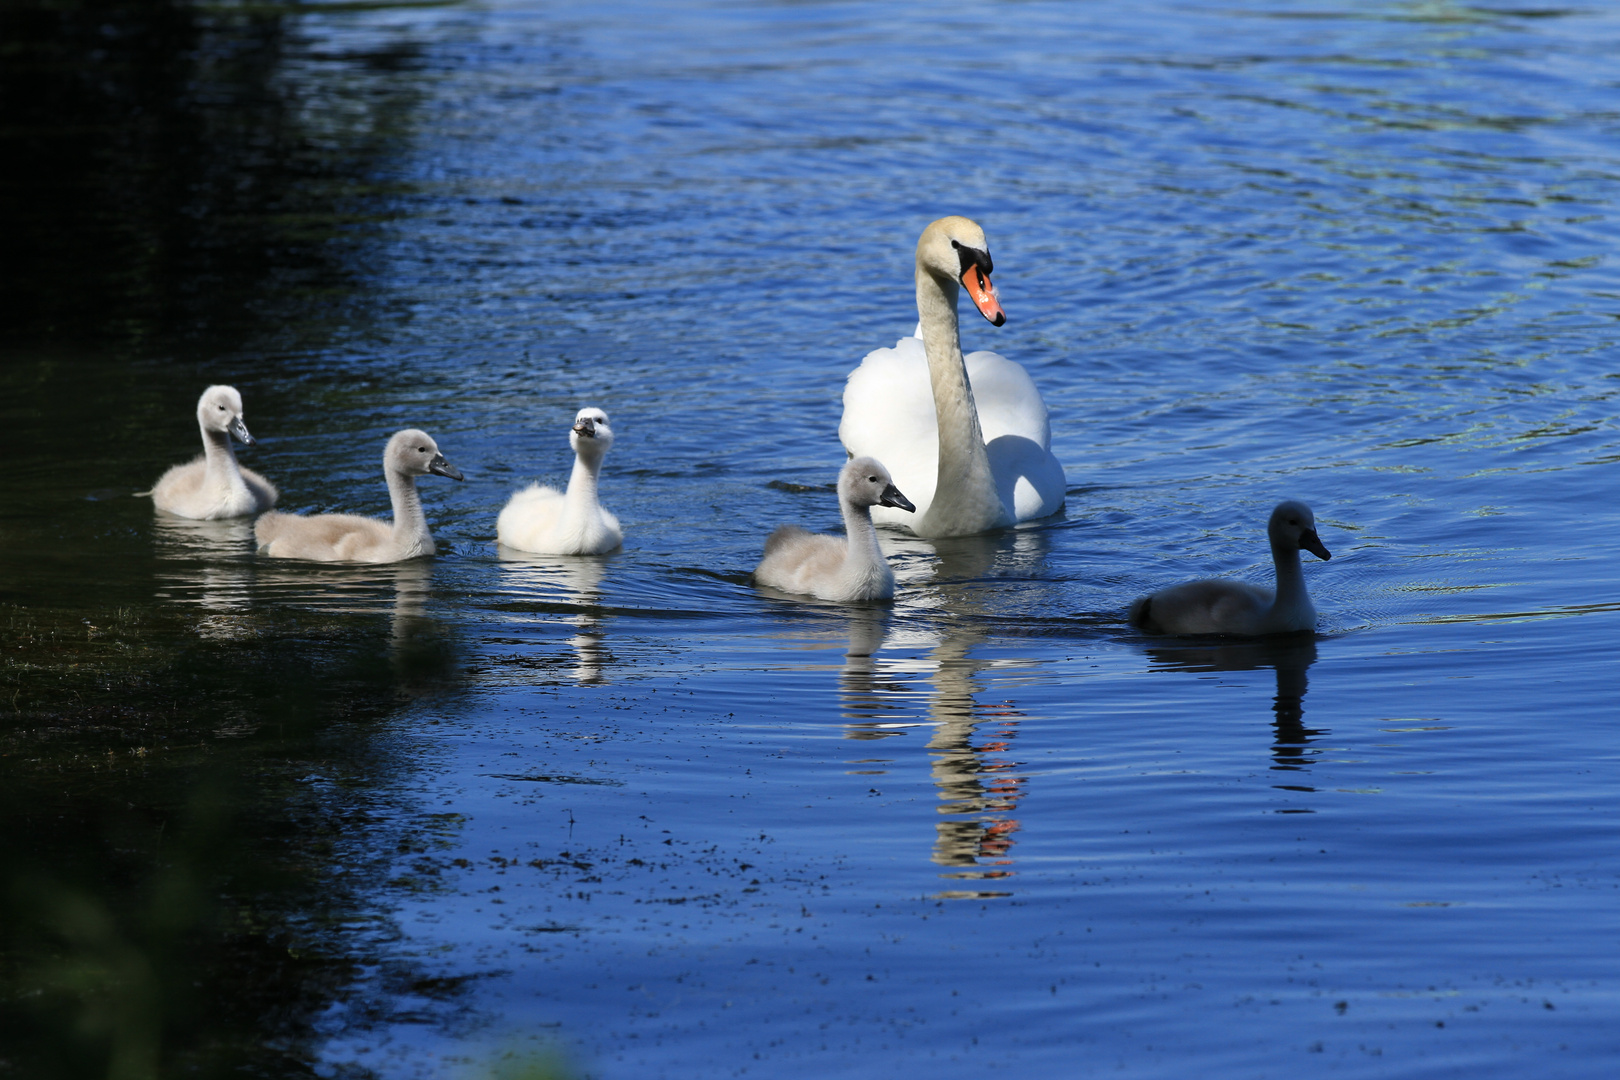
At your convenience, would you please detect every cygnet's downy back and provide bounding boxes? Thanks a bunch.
[755,456,914,602]
[497,406,623,555]
[150,384,278,519]
[254,428,464,563]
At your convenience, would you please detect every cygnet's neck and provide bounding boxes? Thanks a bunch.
[1269,534,1312,620]
[565,445,606,516]
[385,465,433,556]
[915,266,1004,535]
[201,426,247,492]
[839,496,888,584]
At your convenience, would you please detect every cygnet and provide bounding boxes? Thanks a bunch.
[497,407,622,555]
[150,385,277,519]
[1129,500,1332,636]
[755,457,915,602]
[254,429,464,563]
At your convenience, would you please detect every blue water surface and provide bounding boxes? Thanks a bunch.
[12,0,1620,1076]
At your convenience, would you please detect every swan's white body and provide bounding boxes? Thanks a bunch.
[755,457,914,603]
[497,407,622,555]
[1129,501,1332,637]
[150,385,277,520]
[840,216,1064,537]
[254,429,464,564]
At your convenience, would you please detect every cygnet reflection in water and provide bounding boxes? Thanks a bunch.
[494,549,613,685]
[152,513,257,556]
[835,605,905,737]
[251,559,429,617]
[151,516,258,631]
[385,561,457,689]
[249,559,454,686]
[1143,637,1321,772]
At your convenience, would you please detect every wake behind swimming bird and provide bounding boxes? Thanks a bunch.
[754,457,915,602]
[497,407,622,555]
[254,429,464,563]
[150,385,277,519]
[1129,500,1332,636]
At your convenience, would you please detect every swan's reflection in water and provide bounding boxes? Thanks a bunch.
[842,528,1049,897]
[1142,636,1321,771]
[495,547,611,684]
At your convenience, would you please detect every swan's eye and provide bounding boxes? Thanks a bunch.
[217,405,226,411]
[419,447,428,453]
[950,239,961,249]
[868,476,878,483]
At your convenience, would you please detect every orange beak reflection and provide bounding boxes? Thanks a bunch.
[961,265,1006,326]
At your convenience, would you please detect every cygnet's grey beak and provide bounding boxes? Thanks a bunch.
[428,453,465,481]
[573,418,597,438]
[1300,529,1331,561]
[879,484,915,513]
[229,415,256,446]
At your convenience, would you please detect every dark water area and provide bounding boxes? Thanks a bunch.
[3,0,1620,1077]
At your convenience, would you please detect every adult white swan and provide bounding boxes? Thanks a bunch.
[839,216,1065,537]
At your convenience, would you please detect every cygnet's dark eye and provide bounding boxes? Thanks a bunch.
[868,475,878,483]
[419,446,428,453]
[218,405,226,411]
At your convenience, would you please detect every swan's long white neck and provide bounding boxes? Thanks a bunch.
[1269,536,1313,623]
[386,466,433,556]
[200,426,246,493]
[916,266,1006,536]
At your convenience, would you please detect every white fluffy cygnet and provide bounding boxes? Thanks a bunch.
[1129,500,1332,636]
[754,457,916,602]
[150,385,278,519]
[496,407,623,555]
[254,429,464,563]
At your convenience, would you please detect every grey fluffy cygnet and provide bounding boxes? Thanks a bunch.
[150,385,277,519]
[496,407,623,555]
[254,429,464,563]
[1129,500,1332,636]
[754,457,915,602]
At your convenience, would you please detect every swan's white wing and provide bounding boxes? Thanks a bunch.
[963,349,1050,449]
[985,433,1066,521]
[968,349,1063,519]
[839,336,941,522]
[841,339,1064,526]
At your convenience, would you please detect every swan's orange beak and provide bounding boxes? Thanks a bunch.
[961,265,1005,326]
